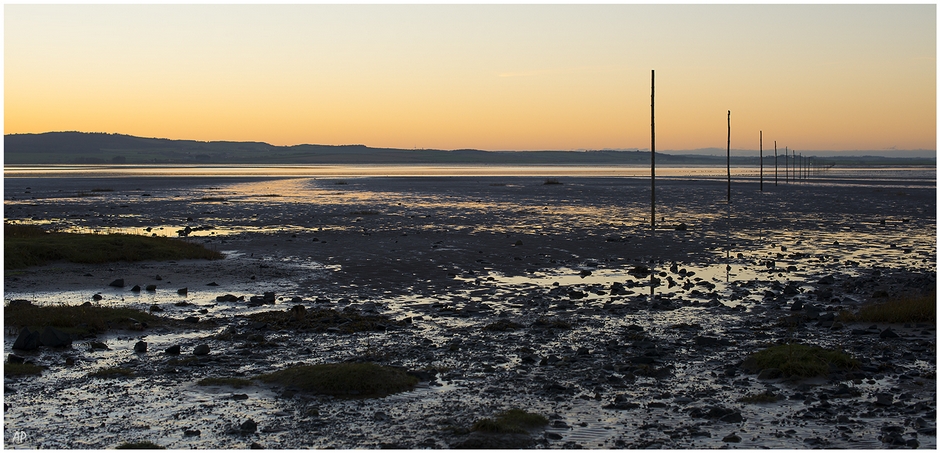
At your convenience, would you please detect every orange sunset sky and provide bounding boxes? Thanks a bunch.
[4,4,936,152]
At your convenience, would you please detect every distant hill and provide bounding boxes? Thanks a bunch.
[4,132,936,166]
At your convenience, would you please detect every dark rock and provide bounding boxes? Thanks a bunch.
[207,282,219,286]
[722,433,742,443]
[165,345,181,355]
[134,341,148,353]
[184,316,200,324]
[874,393,893,406]
[879,328,900,339]
[232,393,249,400]
[12,327,40,351]
[719,412,744,423]
[178,288,188,295]
[184,429,201,437]
[818,275,835,285]
[790,300,804,311]
[109,279,125,288]
[131,285,141,292]
[150,304,164,312]
[92,294,103,301]
[39,326,72,348]
[250,442,264,449]
[240,419,258,433]
[7,354,25,364]
[145,285,157,292]
[193,344,210,356]
[90,341,109,350]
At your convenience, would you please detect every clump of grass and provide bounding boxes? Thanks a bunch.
[543,178,563,185]
[471,408,548,433]
[743,343,859,378]
[5,304,165,335]
[532,317,572,329]
[840,292,935,323]
[197,377,253,388]
[483,319,523,331]
[89,367,135,378]
[257,362,418,398]
[241,307,406,334]
[116,441,164,449]
[4,223,224,269]
[7,304,162,334]
[4,362,44,377]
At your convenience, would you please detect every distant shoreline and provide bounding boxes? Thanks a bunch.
[4,132,936,166]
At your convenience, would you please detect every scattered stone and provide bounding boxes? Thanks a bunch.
[207,282,219,286]
[178,288,188,295]
[165,345,181,355]
[92,294,103,301]
[145,284,157,292]
[89,341,109,350]
[150,304,164,312]
[8,299,32,308]
[879,328,900,339]
[818,275,835,285]
[131,285,141,292]
[109,278,125,288]
[193,344,210,356]
[240,419,258,433]
[134,341,148,353]
[184,316,200,324]
[874,393,894,406]
[7,354,25,364]
[722,433,742,443]
[12,327,40,351]
[184,429,201,437]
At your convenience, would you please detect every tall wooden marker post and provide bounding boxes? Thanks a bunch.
[726,110,731,203]
[759,131,763,191]
[650,70,655,230]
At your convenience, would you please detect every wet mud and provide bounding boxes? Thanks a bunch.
[3,172,936,449]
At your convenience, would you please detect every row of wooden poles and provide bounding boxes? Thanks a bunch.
[649,69,819,229]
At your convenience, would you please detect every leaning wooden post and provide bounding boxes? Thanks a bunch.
[726,110,731,203]
[650,69,656,230]
[759,130,763,191]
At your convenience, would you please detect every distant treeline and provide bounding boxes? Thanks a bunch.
[4,132,936,166]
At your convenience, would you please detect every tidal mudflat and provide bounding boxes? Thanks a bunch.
[3,170,936,449]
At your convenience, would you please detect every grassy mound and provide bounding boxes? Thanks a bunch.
[5,223,223,269]
[841,292,935,323]
[471,409,549,433]
[257,362,418,398]
[116,441,164,449]
[197,377,253,388]
[4,362,44,377]
[743,343,859,378]
[242,308,405,334]
[5,303,165,335]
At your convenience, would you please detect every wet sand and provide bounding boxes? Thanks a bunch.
[3,172,937,448]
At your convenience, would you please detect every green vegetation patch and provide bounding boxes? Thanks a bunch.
[743,343,859,378]
[89,367,135,378]
[242,307,406,334]
[197,377,253,388]
[5,223,223,269]
[257,362,418,398]
[841,292,935,323]
[5,304,166,335]
[471,409,549,434]
[4,362,45,377]
[115,441,164,449]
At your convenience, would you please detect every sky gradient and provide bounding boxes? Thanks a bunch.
[4,4,936,152]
